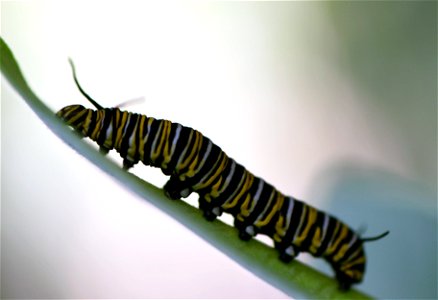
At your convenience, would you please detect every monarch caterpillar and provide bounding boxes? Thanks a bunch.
[57,60,389,291]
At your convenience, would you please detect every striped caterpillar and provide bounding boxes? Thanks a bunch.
[57,61,388,290]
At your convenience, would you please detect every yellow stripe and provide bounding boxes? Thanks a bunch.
[137,115,146,161]
[323,221,340,256]
[67,108,89,130]
[333,237,355,263]
[161,122,174,167]
[174,129,193,173]
[83,110,94,135]
[341,255,365,271]
[184,134,204,178]
[343,269,362,281]
[151,121,170,162]
[113,110,120,147]
[274,199,292,238]
[256,193,285,227]
[90,110,104,140]
[273,197,292,242]
[127,116,141,160]
[178,130,201,171]
[193,153,228,190]
[208,174,225,198]
[115,110,129,149]
[236,194,252,221]
[222,172,254,210]
[275,215,286,238]
[326,224,349,256]
[239,191,253,218]
[294,206,318,247]
[309,227,322,254]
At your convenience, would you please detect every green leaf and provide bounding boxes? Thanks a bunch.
[0,36,373,299]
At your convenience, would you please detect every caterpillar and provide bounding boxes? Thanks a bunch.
[57,60,389,291]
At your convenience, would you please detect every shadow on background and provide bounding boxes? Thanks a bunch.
[308,162,436,298]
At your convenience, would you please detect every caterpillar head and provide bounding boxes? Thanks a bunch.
[56,104,91,135]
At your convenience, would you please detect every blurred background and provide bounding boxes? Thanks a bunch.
[1,1,436,298]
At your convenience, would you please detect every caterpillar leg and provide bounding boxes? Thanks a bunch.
[99,146,110,154]
[123,158,138,170]
[335,272,353,291]
[163,176,192,200]
[198,197,222,221]
[275,242,299,263]
[234,219,257,241]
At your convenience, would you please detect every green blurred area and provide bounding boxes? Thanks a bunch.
[326,1,437,189]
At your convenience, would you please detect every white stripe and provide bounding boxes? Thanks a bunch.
[196,148,222,185]
[249,180,265,214]
[219,160,236,193]
[151,122,164,154]
[319,213,330,245]
[195,140,213,174]
[105,123,113,142]
[222,170,246,205]
[347,234,358,248]
[285,197,295,229]
[127,118,140,160]
[142,118,154,148]
[98,111,106,129]
[343,235,359,263]
[255,189,276,222]
[128,124,137,147]
[169,124,182,159]
[150,121,168,163]
[292,204,307,241]
[326,222,339,250]
[176,129,193,168]
[121,114,131,137]
[253,180,264,202]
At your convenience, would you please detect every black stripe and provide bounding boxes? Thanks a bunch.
[111,109,119,149]
[338,237,363,265]
[156,122,179,174]
[330,228,354,262]
[204,159,241,206]
[86,110,98,137]
[280,199,304,249]
[302,209,326,255]
[165,124,191,172]
[186,141,222,188]
[315,214,337,257]
[120,113,139,159]
[132,115,145,163]
[142,118,161,166]
[70,108,88,128]
[216,163,247,211]
[96,108,113,146]
[149,120,166,167]
[172,127,198,174]
[240,178,269,224]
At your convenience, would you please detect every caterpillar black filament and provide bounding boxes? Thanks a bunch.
[57,60,389,290]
